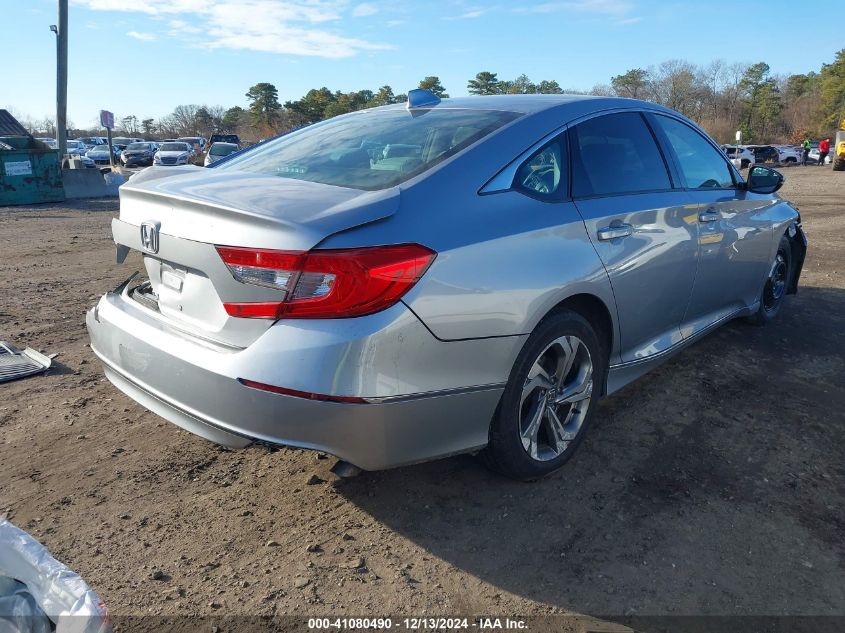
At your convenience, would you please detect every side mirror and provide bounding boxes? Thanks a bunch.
[745,165,783,194]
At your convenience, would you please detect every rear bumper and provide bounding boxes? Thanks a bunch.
[86,289,520,470]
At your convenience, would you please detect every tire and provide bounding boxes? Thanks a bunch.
[484,309,606,481]
[748,235,792,325]
[833,157,844,172]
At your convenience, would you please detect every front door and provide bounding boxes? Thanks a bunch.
[648,113,773,338]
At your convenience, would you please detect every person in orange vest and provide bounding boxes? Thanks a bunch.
[818,138,830,166]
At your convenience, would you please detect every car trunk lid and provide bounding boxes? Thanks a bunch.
[112,168,399,347]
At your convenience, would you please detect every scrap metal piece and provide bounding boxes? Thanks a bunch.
[0,342,52,384]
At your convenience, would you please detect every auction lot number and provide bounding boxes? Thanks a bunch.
[308,618,472,630]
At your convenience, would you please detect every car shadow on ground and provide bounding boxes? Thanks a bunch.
[335,286,845,620]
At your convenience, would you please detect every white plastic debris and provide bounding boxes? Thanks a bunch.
[102,171,126,195]
[0,518,109,633]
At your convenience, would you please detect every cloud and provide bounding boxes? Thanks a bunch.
[515,0,633,17]
[167,19,202,35]
[71,0,391,58]
[443,7,489,20]
[352,3,378,17]
[71,0,208,15]
[126,30,157,40]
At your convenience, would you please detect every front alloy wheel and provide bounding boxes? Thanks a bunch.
[485,309,605,480]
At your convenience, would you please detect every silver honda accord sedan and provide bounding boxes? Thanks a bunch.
[86,90,807,480]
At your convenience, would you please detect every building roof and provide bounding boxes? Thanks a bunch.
[0,110,30,137]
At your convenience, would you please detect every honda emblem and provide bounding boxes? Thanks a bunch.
[140,221,160,254]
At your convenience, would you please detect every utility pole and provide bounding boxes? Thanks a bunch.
[56,0,68,156]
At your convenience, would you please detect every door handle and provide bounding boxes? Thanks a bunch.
[597,224,633,241]
[699,208,721,223]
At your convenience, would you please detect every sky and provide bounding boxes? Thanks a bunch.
[1,0,842,129]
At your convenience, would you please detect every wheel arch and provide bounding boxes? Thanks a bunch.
[784,224,806,294]
[539,292,615,395]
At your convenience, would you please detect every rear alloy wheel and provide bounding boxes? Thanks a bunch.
[485,310,605,480]
[748,235,792,325]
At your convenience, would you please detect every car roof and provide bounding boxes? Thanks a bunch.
[377,94,659,115]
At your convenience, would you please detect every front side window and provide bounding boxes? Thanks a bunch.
[217,108,520,191]
[570,112,671,197]
[514,138,566,198]
[653,115,734,189]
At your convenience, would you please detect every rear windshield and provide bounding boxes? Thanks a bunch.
[216,108,521,190]
[209,143,239,156]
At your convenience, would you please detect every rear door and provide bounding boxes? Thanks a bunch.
[648,113,772,336]
[570,111,699,363]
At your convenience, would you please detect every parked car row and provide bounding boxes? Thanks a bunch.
[34,134,242,169]
[721,143,808,168]
[36,137,96,168]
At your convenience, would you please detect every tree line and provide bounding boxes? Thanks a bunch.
[15,49,845,146]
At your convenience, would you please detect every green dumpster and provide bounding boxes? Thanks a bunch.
[0,135,65,205]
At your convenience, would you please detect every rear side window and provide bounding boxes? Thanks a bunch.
[570,112,671,197]
[514,137,566,199]
[653,115,734,189]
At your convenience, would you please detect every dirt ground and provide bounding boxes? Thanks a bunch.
[1,167,843,625]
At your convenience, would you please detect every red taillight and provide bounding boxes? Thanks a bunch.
[216,243,436,319]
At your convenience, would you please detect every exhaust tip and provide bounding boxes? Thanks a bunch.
[331,460,362,478]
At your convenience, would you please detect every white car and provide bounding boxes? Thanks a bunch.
[153,142,194,166]
[721,145,755,169]
[807,148,833,165]
[773,145,802,165]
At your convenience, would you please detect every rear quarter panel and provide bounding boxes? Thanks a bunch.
[398,192,615,343]
[324,179,617,353]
